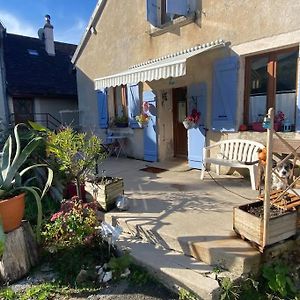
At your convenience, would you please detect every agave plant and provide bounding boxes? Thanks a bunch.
[0,124,53,243]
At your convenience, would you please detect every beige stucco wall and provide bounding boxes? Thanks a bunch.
[75,0,300,161]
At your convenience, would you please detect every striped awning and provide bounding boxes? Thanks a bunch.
[94,39,225,89]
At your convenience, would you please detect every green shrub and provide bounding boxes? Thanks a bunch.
[42,197,100,251]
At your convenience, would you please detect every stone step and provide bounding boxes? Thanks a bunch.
[106,213,261,275]
[117,233,221,300]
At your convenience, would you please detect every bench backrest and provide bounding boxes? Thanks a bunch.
[218,139,264,163]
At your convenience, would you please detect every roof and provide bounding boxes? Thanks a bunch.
[4,33,77,98]
[95,40,226,89]
[71,0,106,65]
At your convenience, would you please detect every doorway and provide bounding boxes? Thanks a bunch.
[13,98,34,124]
[173,87,187,157]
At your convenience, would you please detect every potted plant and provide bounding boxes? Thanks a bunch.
[183,109,201,129]
[85,175,124,211]
[114,116,128,128]
[0,124,53,242]
[47,126,106,201]
[135,113,150,128]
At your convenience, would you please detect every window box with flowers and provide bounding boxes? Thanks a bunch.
[183,109,201,129]
[251,111,284,132]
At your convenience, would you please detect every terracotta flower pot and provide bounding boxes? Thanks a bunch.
[0,193,25,233]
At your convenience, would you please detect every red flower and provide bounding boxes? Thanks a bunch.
[50,211,63,222]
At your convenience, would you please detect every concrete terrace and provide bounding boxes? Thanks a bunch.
[99,157,262,274]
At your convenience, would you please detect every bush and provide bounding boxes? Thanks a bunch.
[42,197,100,251]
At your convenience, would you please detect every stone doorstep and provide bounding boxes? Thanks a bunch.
[106,214,261,275]
[117,233,222,300]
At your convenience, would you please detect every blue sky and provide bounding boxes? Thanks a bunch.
[0,0,98,44]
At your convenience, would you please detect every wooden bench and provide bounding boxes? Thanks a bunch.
[200,139,265,190]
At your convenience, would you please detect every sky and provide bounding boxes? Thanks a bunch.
[0,0,98,45]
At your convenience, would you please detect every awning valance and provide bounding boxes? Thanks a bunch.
[94,39,225,90]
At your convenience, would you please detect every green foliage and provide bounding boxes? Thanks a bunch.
[0,124,53,243]
[178,287,198,300]
[47,127,105,198]
[43,238,109,285]
[0,283,67,300]
[114,115,128,124]
[42,198,99,251]
[0,287,17,300]
[262,262,297,298]
[108,253,132,279]
[220,277,240,300]
[0,219,5,257]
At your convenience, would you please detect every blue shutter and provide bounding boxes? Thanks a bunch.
[211,56,239,132]
[97,89,108,129]
[143,91,158,162]
[147,0,158,26]
[187,83,206,169]
[166,0,187,16]
[127,84,140,129]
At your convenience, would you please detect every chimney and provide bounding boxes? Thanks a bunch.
[43,14,55,56]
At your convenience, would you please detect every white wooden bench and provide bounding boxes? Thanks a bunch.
[200,139,265,190]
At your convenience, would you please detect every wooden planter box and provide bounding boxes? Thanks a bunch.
[233,201,297,250]
[85,177,124,211]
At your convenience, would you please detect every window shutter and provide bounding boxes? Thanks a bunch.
[211,56,239,132]
[143,91,158,162]
[187,82,206,169]
[147,0,159,26]
[127,84,140,128]
[166,0,188,16]
[97,89,108,129]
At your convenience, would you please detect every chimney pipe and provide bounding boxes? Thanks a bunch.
[43,14,55,56]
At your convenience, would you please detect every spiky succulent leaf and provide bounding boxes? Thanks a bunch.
[3,137,43,189]
[1,135,12,183]
[14,186,43,243]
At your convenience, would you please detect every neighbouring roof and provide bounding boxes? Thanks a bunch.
[4,33,77,98]
[95,40,226,89]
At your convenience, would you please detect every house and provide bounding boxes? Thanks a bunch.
[72,0,300,168]
[2,15,78,130]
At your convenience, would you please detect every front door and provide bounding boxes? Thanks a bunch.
[173,87,187,157]
[13,98,34,124]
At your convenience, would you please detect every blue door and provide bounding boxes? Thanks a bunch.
[187,83,207,169]
[143,91,158,162]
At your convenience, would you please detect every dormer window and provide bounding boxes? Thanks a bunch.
[27,49,39,56]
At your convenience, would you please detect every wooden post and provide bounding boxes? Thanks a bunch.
[263,107,274,248]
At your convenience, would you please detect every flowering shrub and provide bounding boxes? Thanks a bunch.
[183,109,201,129]
[275,111,285,123]
[135,113,150,124]
[42,197,100,250]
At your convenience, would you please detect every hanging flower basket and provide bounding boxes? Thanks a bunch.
[135,113,150,128]
[183,109,201,130]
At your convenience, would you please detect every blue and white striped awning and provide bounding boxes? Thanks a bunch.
[94,39,225,89]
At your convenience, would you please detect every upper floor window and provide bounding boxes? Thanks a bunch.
[147,0,196,28]
[244,47,298,131]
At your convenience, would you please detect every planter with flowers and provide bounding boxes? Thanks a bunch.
[135,113,150,128]
[251,111,284,132]
[183,109,201,129]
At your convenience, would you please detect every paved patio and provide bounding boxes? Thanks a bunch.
[99,157,262,275]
